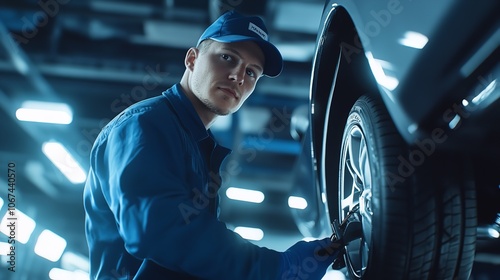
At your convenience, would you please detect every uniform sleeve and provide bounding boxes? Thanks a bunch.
[96,112,282,279]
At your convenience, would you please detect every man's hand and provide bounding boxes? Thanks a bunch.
[279,238,340,280]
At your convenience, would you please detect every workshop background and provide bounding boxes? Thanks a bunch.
[0,0,498,279]
[0,0,330,279]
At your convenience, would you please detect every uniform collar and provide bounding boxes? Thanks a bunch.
[162,83,209,141]
[162,83,232,163]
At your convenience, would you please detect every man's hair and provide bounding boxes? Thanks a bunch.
[197,39,214,53]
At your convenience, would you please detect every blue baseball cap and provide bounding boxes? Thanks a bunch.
[197,10,283,77]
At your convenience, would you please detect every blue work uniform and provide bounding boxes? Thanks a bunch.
[83,84,281,279]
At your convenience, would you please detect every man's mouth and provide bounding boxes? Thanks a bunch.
[219,87,239,100]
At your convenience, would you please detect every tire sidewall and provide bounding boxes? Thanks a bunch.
[340,96,409,278]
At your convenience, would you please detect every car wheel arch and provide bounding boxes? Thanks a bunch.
[310,4,380,222]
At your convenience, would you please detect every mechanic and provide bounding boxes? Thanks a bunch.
[83,10,339,279]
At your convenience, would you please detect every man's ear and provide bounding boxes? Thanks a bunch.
[185,47,199,71]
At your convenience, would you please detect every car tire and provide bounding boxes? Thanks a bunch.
[334,95,477,279]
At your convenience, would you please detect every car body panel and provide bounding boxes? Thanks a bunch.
[316,0,499,144]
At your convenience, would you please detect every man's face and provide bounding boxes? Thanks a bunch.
[188,40,265,116]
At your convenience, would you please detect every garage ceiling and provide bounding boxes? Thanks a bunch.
[0,0,325,276]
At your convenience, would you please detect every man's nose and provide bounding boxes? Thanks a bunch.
[229,67,245,85]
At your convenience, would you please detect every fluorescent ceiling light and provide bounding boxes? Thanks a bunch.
[488,228,500,239]
[448,114,461,130]
[471,79,497,106]
[288,196,308,209]
[0,196,3,211]
[34,229,67,262]
[274,42,316,62]
[73,270,90,279]
[233,226,264,241]
[42,141,87,184]
[16,101,73,124]
[398,31,428,49]
[226,187,265,203]
[61,251,90,272]
[49,268,73,280]
[49,268,89,280]
[0,242,10,255]
[0,209,36,244]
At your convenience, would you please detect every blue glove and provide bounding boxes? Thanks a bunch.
[279,238,339,280]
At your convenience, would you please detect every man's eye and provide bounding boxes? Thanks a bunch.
[246,69,256,78]
[221,54,231,60]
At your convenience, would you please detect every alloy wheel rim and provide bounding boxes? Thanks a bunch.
[339,124,372,278]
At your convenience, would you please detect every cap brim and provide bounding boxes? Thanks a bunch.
[209,35,283,77]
